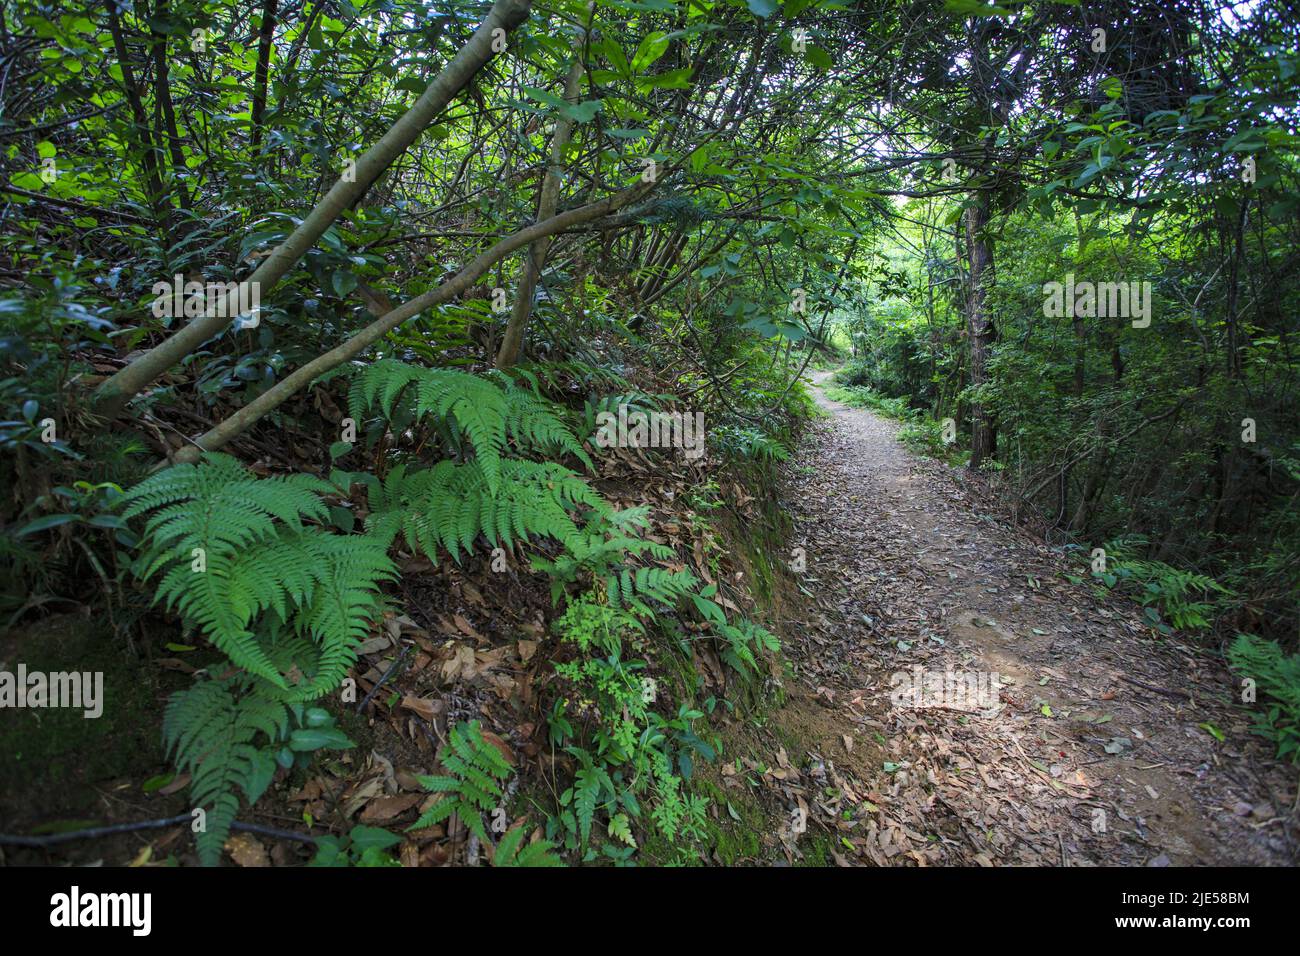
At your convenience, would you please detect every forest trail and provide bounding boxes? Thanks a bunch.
[772,371,1297,866]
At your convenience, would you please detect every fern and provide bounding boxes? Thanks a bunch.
[609,566,699,615]
[533,505,697,611]
[501,359,630,401]
[564,751,617,846]
[503,384,593,469]
[125,454,335,687]
[366,458,604,564]
[162,679,287,865]
[712,424,789,464]
[350,360,592,490]
[492,826,564,867]
[717,619,781,675]
[125,455,396,865]
[648,759,686,839]
[409,720,513,842]
[1228,633,1300,764]
[1096,536,1234,633]
[294,531,396,695]
[124,454,395,697]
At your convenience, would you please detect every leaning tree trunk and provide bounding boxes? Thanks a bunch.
[168,180,659,464]
[93,0,533,419]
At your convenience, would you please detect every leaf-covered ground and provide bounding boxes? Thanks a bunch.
[769,373,1298,865]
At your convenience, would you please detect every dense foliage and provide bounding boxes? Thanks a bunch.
[2,0,1297,863]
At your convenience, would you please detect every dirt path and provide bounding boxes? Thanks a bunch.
[772,372,1297,865]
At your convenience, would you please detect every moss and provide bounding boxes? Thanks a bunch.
[695,777,768,865]
[796,832,833,867]
[0,613,178,827]
[720,489,791,607]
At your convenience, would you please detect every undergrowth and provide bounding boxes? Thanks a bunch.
[119,359,788,864]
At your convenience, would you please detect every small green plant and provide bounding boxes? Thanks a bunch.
[409,720,513,841]
[532,506,698,611]
[546,597,716,859]
[1094,537,1235,633]
[688,585,781,674]
[491,826,564,867]
[162,678,355,864]
[712,424,790,464]
[1227,633,1300,764]
[311,825,402,867]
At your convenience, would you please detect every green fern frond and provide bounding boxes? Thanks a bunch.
[162,679,287,865]
[290,530,395,700]
[125,455,394,694]
[409,721,512,842]
[351,361,592,490]
[504,386,592,470]
[492,826,564,867]
[366,458,602,565]
[350,360,507,493]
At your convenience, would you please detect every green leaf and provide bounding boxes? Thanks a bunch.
[332,271,358,297]
[641,67,693,90]
[349,825,402,851]
[521,85,566,110]
[142,773,175,793]
[14,513,80,536]
[943,0,1013,15]
[329,505,355,532]
[559,99,604,123]
[289,727,355,751]
[608,812,636,847]
[86,514,128,530]
[805,46,833,71]
[630,32,670,72]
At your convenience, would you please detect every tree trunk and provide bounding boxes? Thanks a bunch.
[170,180,657,463]
[965,194,996,468]
[149,0,188,207]
[250,0,279,150]
[93,0,533,419]
[105,1,171,235]
[495,41,585,369]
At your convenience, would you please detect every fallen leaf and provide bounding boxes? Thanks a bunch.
[360,793,425,823]
[224,833,270,867]
[401,695,443,721]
